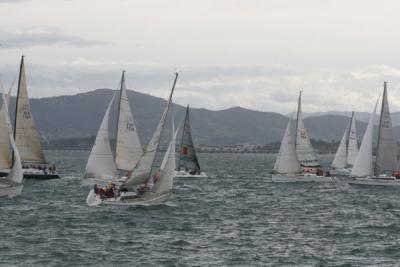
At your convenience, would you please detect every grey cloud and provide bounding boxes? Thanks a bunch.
[0,28,104,49]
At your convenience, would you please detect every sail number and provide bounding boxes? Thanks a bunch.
[126,123,135,132]
[23,110,31,119]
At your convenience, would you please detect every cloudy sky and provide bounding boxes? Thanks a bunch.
[1,0,400,113]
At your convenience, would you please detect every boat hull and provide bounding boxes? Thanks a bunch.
[271,174,332,183]
[0,169,60,179]
[86,189,171,207]
[174,170,207,178]
[330,168,351,177]
[348,177,400,186]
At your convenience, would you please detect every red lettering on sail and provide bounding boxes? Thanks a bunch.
[182,146,189,155]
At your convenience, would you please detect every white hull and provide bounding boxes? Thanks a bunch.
[271,173,332,183]
[174,170,207,178]
[0,181,23,197]
[348,176,400,186]
[86,189,171,207]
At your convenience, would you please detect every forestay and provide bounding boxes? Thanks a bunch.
[295,92,320,168]
[115,71,142,171]
[351,97,379,177]
[273,116,302,174]
[178,105,201,172]
[14,56,46,163]
[375,82,398,175]
[84,92,117,180]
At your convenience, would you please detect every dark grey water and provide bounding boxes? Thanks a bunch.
[1,151,400,266]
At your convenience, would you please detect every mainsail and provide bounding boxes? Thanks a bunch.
[331,121,350,169]
[2,90,23,184]
[84,92,117,180]
[375,82,398,175]
[14,56,46,163]
[351,97,379,177]
[177,105,201,172]
[122,72,178,188]
[346,112,358,167]
[115,71,142,171]
[273,116,302,174]
[295,91,320,168]
[0,87,12,170]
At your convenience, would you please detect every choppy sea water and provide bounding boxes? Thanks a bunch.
[1,151,400,266]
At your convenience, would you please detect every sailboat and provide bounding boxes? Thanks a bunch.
[175,105,206,178]
[330,112,358,176]
[10,56,59,179]
[86,73,178,206]
[83,71,142,185]
[349,82,400,186]
[0,88,24,197]
[272,92,331,182]
[295,91,321,173]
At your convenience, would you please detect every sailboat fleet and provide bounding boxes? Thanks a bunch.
[272,92,332,182]
[1,56,400,202]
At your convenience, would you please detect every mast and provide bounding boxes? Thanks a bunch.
[114,71,124,162]
[177,105,189,171]
[148,72,179,177]
[12,55,24,164]
[374,82,386,175]
[295,91,301,149]
[345,112,354,158]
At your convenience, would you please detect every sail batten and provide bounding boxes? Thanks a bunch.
[115,71,143,171]
[178,105,201,172]
[14,56,46,163]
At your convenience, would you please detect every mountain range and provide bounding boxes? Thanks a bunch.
[7,88,400,147]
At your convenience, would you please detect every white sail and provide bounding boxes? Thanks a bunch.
[14,56,46,163]
[375,82,398,174]
[2,91,23,184]
[273,116,302,174]
[295,92,320,168]
[84,92,117,180]
[351,97,379,177]
[331,122,349,169]
[153,122,178,194]
[0,88,12,170]
[122,73,178,188]
[115,71,142,171]
[346,112,358,167]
